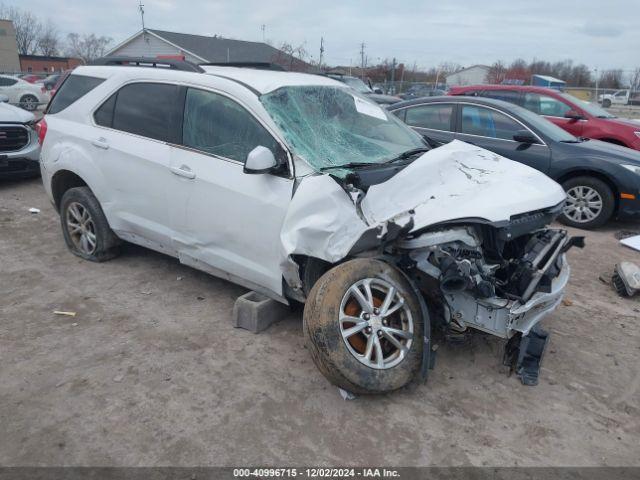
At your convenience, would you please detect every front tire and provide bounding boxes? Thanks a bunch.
[602,99,612,108]
[559,176,614,229]
[60,187,121,261]
[303,259,425,394]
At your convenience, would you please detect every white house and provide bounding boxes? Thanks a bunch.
[445,65,490,87]
[106,29,311,71]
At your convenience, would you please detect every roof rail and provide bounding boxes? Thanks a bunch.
[200,62,285,71]
[89,56,204,73]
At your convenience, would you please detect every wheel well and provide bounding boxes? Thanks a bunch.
[556,170,619,211]
[51,170,88,210]
[599,138,628,147]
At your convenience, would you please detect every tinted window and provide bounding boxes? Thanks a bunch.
[112,83,181,142]
[405,104,453,131]
[48,75,104,114]
[481,90,520,104]
[94,93,116,127]
[523,93,572,117]
[183,88,280,163]
[461,105,523,140]
[0,77,18,87]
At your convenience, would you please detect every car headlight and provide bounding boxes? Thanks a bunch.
[622,164,640,175]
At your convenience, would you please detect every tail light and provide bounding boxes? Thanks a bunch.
[34,118,47,145]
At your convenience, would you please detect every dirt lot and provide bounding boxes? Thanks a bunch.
[1,177,639,467]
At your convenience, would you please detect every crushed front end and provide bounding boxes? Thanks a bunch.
[392,205,584,385]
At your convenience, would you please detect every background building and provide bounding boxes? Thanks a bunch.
[0,19,21,72]
[19,55,83,73]
[107,29,311,71]
[445,65,490,86]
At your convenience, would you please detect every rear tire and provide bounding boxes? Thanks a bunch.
[602,99,612,108]
[558,176,614,229]
[19,94,38,111]
[60,187,121,262]
[303,258,425,394]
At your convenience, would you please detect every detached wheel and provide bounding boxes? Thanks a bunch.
[60,187,121,261]
[19,94,38,111]
[303,258,425,394]
[559,176,614,229]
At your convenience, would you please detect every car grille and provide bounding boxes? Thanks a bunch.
[0,125,30,152]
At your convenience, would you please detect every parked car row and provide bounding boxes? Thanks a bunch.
[388,96,640,228]
[33,59,587,392]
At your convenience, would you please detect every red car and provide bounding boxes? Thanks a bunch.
[449,85,640,150]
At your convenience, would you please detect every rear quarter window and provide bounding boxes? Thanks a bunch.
[48,75,105,114]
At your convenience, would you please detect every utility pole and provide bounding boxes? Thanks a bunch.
[261,24,266,43]
[319,37,324,70]
[360,42,366,80]
[390,57,397,94]
[594,67,599,102]
[138,0,145,31]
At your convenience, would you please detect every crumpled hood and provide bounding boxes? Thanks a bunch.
[281,140,566,266]
[361,140,567,229]
[0,102,35,123]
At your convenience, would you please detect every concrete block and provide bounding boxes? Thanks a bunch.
[232,291,289,333]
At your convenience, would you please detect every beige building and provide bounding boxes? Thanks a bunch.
[0,19,20,72]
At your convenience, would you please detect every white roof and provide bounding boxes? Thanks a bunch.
[72,65,344,95]
[200,66,343,93]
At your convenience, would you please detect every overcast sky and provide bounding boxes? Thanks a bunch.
[16,0,640,71]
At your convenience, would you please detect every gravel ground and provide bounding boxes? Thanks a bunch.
[1,177,639,467]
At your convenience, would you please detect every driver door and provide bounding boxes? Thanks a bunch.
[168,87,294,297]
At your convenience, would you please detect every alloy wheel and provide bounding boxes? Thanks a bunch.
[564,185,603,224]
[339,278,414,370]
[66,202,97,255]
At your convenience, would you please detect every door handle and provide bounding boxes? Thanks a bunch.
[170,165,196,179]
[91,137,109,149]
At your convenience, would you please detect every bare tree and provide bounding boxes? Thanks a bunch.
[630,67,640,91]
[272,42,309,72]
[65,33,113,63]
[599,69,624,89]
[486,61,507,84]
[36,19,60,56]
[0,3,40,54]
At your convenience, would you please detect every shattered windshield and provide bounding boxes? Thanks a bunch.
[260,85,425,174]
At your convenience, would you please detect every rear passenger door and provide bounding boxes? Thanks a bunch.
[92,82,182,253]
[168,87,294,298]
[522,92,585,137]
[396,102,456,146]
[456,103,551,173]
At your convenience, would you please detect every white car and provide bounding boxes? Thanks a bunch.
[38,59,582,393]
[0,97,40,178]
[0,74,49,111]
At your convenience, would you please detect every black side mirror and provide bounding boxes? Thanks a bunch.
[513,130,537,144]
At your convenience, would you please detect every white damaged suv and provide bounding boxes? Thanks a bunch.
[39,58,583,393]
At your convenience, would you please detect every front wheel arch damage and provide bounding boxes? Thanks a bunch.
[303,258,429,394]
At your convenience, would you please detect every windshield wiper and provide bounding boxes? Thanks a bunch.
[383,147,431,164]
[320,162,380,171]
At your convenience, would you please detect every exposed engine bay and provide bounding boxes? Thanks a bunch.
[394,220,581,340]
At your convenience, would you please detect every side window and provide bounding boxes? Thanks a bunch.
[0,77,17,87]
[48,75,104,114]
[182,88,281,163]
[94,93,116,127]
[460,105,523,141]
[523,93,572,117]
[405,104,454,131]
[111,83,181,142]
[481,90,520,105]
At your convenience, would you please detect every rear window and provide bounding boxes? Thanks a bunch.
[48,74,104,114]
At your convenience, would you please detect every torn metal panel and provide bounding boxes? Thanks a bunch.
[280,140,567,266]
